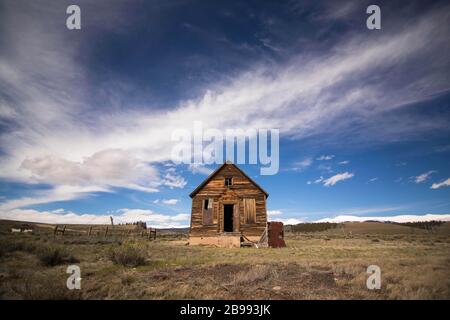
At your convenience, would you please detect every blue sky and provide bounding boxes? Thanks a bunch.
[0,0,449,227]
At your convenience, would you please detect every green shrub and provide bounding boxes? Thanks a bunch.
[398,221,444,230]
[37,245,79,266]
[108,244,146,267]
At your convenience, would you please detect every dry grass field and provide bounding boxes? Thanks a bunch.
[0,220,449,300]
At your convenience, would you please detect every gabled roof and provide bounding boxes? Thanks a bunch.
[189,162,269,198]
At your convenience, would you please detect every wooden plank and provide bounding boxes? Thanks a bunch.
[243,198,256,224]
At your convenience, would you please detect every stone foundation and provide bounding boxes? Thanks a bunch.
[189,234,240,248]
[188,233,263,248]
[244,235,261,242]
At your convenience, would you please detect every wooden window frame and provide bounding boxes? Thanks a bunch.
[202,198,214,226]
[224,177,233,187]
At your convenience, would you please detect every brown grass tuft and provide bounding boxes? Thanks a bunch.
[231,265,272,286]
[108,244,146,267]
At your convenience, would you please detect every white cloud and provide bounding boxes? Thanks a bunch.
[0,208,190,229]
[267,210,282,217]
[317,164,333,173]
[162,173,187,189]
[316,214,450,223]
[316,155,335,161]
[152,199,179,205]
[323,172,354,187]
[275,218,304,225]
[307,176,325,185]
[290,158,313,172]
[412,170,436,183]
[0,185,108,211]
[339,160,349,165]
[431,177,450,189]
[162,199,179,205]
[188,164,214,175]
[368,177,378,183]
[314,176,324,184]
[20,149,161,193]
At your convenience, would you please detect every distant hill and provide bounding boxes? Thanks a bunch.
[157,227,189,233]
[286,221,450,235]
[2,219,449,236]
[0,219,189,234]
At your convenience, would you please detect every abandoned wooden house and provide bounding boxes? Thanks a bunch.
[189,161,285,248]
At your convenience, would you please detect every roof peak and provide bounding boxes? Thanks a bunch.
[189,162,269,198]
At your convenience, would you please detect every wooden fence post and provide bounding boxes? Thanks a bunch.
[146,229,156,240]
[104,226,108,237]
[88,226,92,236]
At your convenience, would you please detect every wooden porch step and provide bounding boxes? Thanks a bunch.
[240,241,255,247]
[240,234,257,248]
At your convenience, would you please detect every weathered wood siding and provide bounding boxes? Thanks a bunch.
[190,164,267,238]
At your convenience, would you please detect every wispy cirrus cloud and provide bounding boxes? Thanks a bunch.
[316,155,335,161]
[289,158,313,172]
[317,164,333,174]
[308,172,354,187]
[412,171,436,184]
[188,164,214,175]
[323,172,354,187]
[431,177,450,189]
[307,176,324,185]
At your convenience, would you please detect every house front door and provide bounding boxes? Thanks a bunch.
[223,204,234,232]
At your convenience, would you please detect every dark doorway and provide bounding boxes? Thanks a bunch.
[223,204,234,232]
